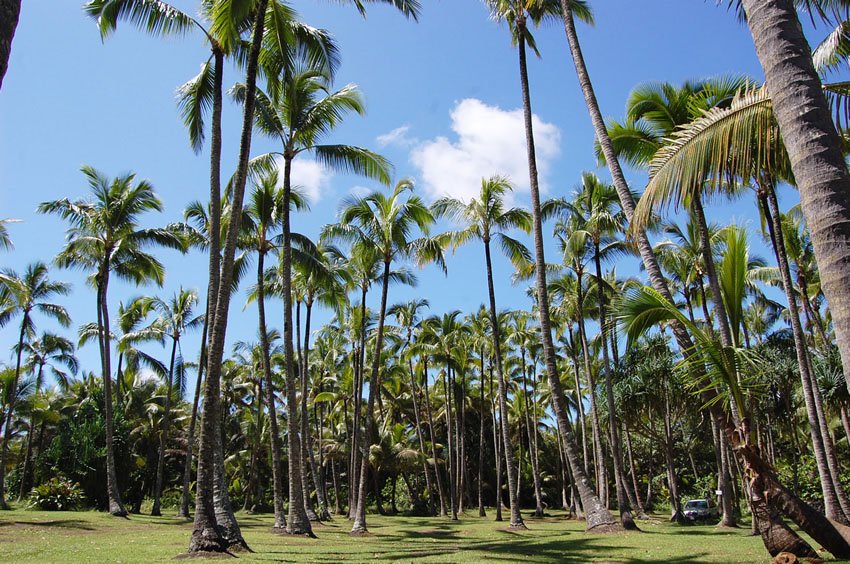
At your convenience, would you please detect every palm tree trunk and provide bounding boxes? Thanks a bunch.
[422,357,447,516]
[594,246,637,529]
[350,260,392,534]
[623,423,646,518]
[407,346,435,515]
[152,335,179,516]
[741,0,850,398]
[483,238,524,529]
[256,249,288,530]
[349,286,368,518]
[99,270,128,517]
[516,17,615,530]
[0,317,27,509]
[189,3,262,548]
[520,350,544,517]
[490,361,504,522]
[443,366,457,521]
[17,413,36,502]
[0,0,21,91]
[179,308,208,519]
[281,156,314,537]
[760,183,848,522]
[567,326,589,476]
[576,275,606,501]
[303,302,329,520]
[478,354,487,518]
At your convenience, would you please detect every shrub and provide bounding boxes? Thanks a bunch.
[28,477,84,511]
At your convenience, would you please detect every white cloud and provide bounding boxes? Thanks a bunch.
[377,125,417,148]
[284,158,333,203]
[348,185,372,199]
[410,99,561,202]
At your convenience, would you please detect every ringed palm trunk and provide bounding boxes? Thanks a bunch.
[99,267,128,517]
[489,362,504,521]
[444,366,458,520]
[558,1,850,555]
[302,301,330,521]
[0,317,27,509]
[407,343,435,515]
[516,18,616,531]
[282,155,314,537]
[478,353,487,518]
[422,358,447,516]
[179,307,208,519]
[741,0,850,398]
[576,272,606,501]
[18,361,42,502]
[152,335,179,516]
[760,184,849,522]
[351,260,392,534]
[593,246,637,529]
[520,349,544,517]
[483,237,524,528]
[190,2,266,550]
[257,249,288,530]
[349,285,368,518]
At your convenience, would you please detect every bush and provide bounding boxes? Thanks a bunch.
[28,477,84,511]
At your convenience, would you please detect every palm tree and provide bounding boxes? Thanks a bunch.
[38,166,182,516]
[0,264,70,508]
[149,288,203,516]
[239,64,390,535]
[326,180,443,534]
[739,0,850,406]
[486,0,617,531]
[432,175,532,528]
[16,332,78,500]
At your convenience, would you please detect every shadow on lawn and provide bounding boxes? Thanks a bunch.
[0,518,96,531]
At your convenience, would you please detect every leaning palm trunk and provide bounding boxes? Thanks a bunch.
[483,238,524,529]
[0,0,21,91]
[282,156,314,537]
[559,0,850,555]
[189,1,267,552]
[760,182,848,522]
[151,336,179,516]
[351,261,391,534]
[407,350,436,515]
[515,16,616,531]
[741,0,850,399]
[257,250,288,530]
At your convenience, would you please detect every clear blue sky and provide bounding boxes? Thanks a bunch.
[0,1,828,388]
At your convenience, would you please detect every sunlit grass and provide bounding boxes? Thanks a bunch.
[0,506,838,562]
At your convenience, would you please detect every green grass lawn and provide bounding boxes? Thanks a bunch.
[0,507,836,563]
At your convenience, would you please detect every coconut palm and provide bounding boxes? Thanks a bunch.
[148,288,203,516]
[0,264,71,508]
[326,180,443,534]
[38,166,182,517]
[738,1,850,429]
[433,175,532,527]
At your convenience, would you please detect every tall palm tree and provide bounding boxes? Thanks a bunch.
[739,0,850,404]
[240,65,390,535]
[149,288,203,516]
[0,263,70,508]
[487,0,617,531]
[432,175,532,528]
[326,180,443,534]
[38,166,182,517]
[242,170,293,531]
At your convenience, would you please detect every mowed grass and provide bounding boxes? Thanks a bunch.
[0,507,838,563]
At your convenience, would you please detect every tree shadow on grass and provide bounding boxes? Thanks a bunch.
[0,519,96,531]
